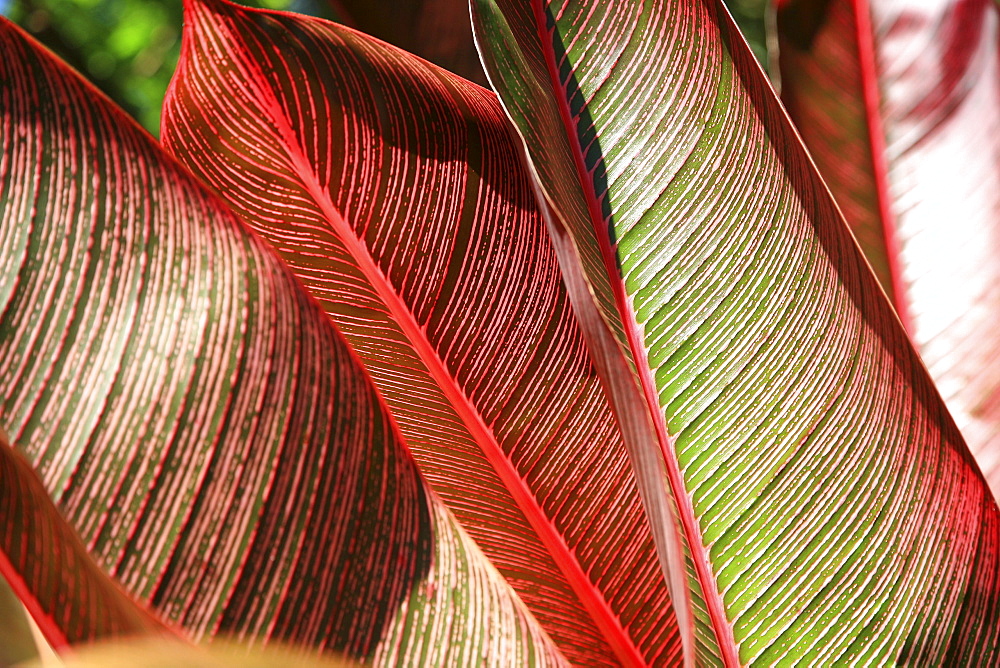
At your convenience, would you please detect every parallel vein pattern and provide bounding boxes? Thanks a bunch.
[473,0,1000,664]
[0,19,563,665]
[778,0,1000,495]
[0,434,158,648]
[161,1,678,664]
[777,0,899,304]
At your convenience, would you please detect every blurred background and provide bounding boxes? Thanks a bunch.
[4,0,772,136]
[5,0,336,133]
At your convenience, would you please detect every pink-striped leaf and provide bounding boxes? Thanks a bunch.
[473,0,1000,664]
[0,433,161,649]
[777,0,1000,493]
[0,19,563,665]
[160,1,681,665]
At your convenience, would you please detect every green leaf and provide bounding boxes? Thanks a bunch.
[473,0,1000,664]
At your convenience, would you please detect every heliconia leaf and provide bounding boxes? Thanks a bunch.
[777,0,1000,493]
[0,18,565,665]
[160,1,683,665]
[0,433,161,649]
[333,0,488,85]
[472,0,1000,665]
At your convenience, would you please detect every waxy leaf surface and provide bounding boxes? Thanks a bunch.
[473,0,1000,664]
[778,0,1000,493]
[161,2,681,664]
[0,19,563,666]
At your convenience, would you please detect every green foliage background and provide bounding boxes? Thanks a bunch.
[7,0,771,136]
[6,0,337,134]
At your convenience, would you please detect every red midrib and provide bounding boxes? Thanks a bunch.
[528,0,741,664]
[233,28,647,666]
[0,547,71,651]
[853,0,913,333]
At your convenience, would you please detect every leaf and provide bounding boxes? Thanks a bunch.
[160,1,682,665]
[472,0,1000,664]
[776,0,897,299]
[777,0,1000,494]
[0,18,564,665]
[333,0,488,85]
[0,434,160,651]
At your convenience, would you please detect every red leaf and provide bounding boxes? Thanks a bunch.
[0,434,162,649]
[161,0,678,664]
[0,18,564,663]
[473,0,1000,663]
[334,0,487,85]
[778,0,1000,493]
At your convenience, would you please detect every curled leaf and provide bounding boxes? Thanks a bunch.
[0,17,564,666]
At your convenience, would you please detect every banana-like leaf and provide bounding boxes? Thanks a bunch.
[778,0,1000,493]
[472,0,1000,665]
[0,19,564,665]
[0,435,160,650]
[333,0,488,84]
[161,1,681,664]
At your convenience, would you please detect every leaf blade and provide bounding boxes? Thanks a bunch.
[334,0,487,85]
[0,17,564,665]
[161,1,680,664]
[778,0,1000,495]
[0,434,161,650]
[473,0,1000,664]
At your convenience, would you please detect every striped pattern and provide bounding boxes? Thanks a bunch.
[0,434,158,647]
[0,19,563,665]
[779,0,1000,496]
[473,0,1000,664]
[161,1,679,665]
[778,0,898,302]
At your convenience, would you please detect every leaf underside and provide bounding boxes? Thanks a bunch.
[473,0,1000,664]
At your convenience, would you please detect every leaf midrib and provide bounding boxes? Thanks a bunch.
[851,0,912,333]
[227,18,647,665]
[527,0,741,663]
